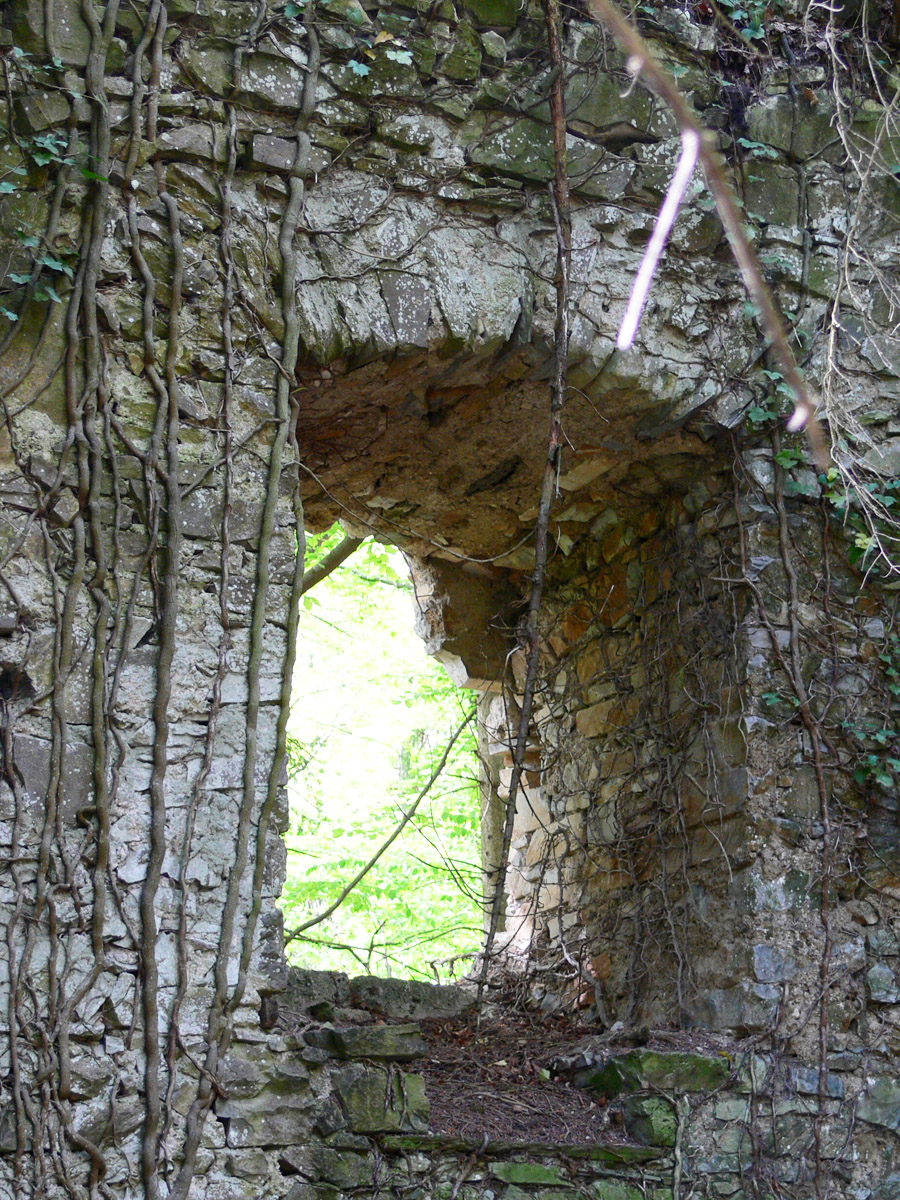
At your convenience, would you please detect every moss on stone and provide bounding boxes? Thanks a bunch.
[321,0,374,25]
[441,21,482,82]
[462,0,521,28]
[334,1066,429,1133]
[468,116,553,182]
[378,1136,663,1164]
[622,1097,677,1147]
[490,1162,568,1185]
[579,1049,729,1097]
[591,1183,645,1200]
[409,36,438,75]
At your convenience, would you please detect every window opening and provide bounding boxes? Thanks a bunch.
[282,524,484,982]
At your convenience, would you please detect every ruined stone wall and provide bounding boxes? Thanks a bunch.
[486,463,900,1049]
[188,967,900,1200]
[0,0,899,1195]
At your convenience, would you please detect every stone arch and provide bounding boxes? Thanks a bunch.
[2,0,900,1195]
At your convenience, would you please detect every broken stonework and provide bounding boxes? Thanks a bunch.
[1,0,900,1197]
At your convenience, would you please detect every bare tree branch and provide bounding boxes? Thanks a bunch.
[300,534,364,594]
[586,0,829,467]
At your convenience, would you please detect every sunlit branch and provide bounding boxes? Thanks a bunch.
[587,0,829,467]
[300,534,363,594]
[617,126,699,350]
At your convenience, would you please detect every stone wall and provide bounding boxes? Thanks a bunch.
[482,466,900,1048]
[176,968,900,1200]
[0,0,899,1195]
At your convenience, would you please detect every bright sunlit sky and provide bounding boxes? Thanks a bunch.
[288,545,440,824]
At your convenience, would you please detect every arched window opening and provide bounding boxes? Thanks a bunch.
[282,524,485,982]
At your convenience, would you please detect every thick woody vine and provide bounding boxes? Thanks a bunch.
[0,0,899,1197]
[4,0,124,1195]
[0,0,314,1196]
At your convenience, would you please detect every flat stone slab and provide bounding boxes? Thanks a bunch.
[572,1048,730,1096]
[304,1023,426,1061]
[380,1135,666,1164]
[349,975,476,1021]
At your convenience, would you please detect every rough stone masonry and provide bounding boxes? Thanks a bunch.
[1,0,900,1195]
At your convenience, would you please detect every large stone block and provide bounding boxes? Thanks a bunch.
[332,1064,429,1133]
[348,974,475,1020]
[10,0,91,65]
[575,1049,729,1096]
[304,1023,426,1061]
[858,1077,900,1131]
[622,1096,676,1147]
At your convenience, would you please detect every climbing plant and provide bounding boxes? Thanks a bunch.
[1,0,899,1197]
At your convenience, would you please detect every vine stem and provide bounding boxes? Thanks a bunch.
[476,0,570,1017]
[732,451,834,1198]
[771,438,833,1199]
[170,7,319,1195]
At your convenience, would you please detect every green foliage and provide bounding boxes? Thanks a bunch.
[0,45,100,321]
[762,690,799,710]
[737,137,779,159]
[746,367,795,427]
[746,404,776,425]
[283,526,483,981]
[773,445,804,470]
[843,635,900,791]
[718,0,775,42]
[821,467,900,569]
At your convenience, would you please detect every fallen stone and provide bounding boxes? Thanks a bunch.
[349,975,475,1020]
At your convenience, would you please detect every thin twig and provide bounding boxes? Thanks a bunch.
[285,712,474,939]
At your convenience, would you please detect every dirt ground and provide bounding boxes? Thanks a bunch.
[418,1005,618,1146]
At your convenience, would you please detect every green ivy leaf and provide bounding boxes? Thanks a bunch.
[37,282,62,303]
[737,137,779,160]
[747,404,775,425]
[39,254,73,277]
